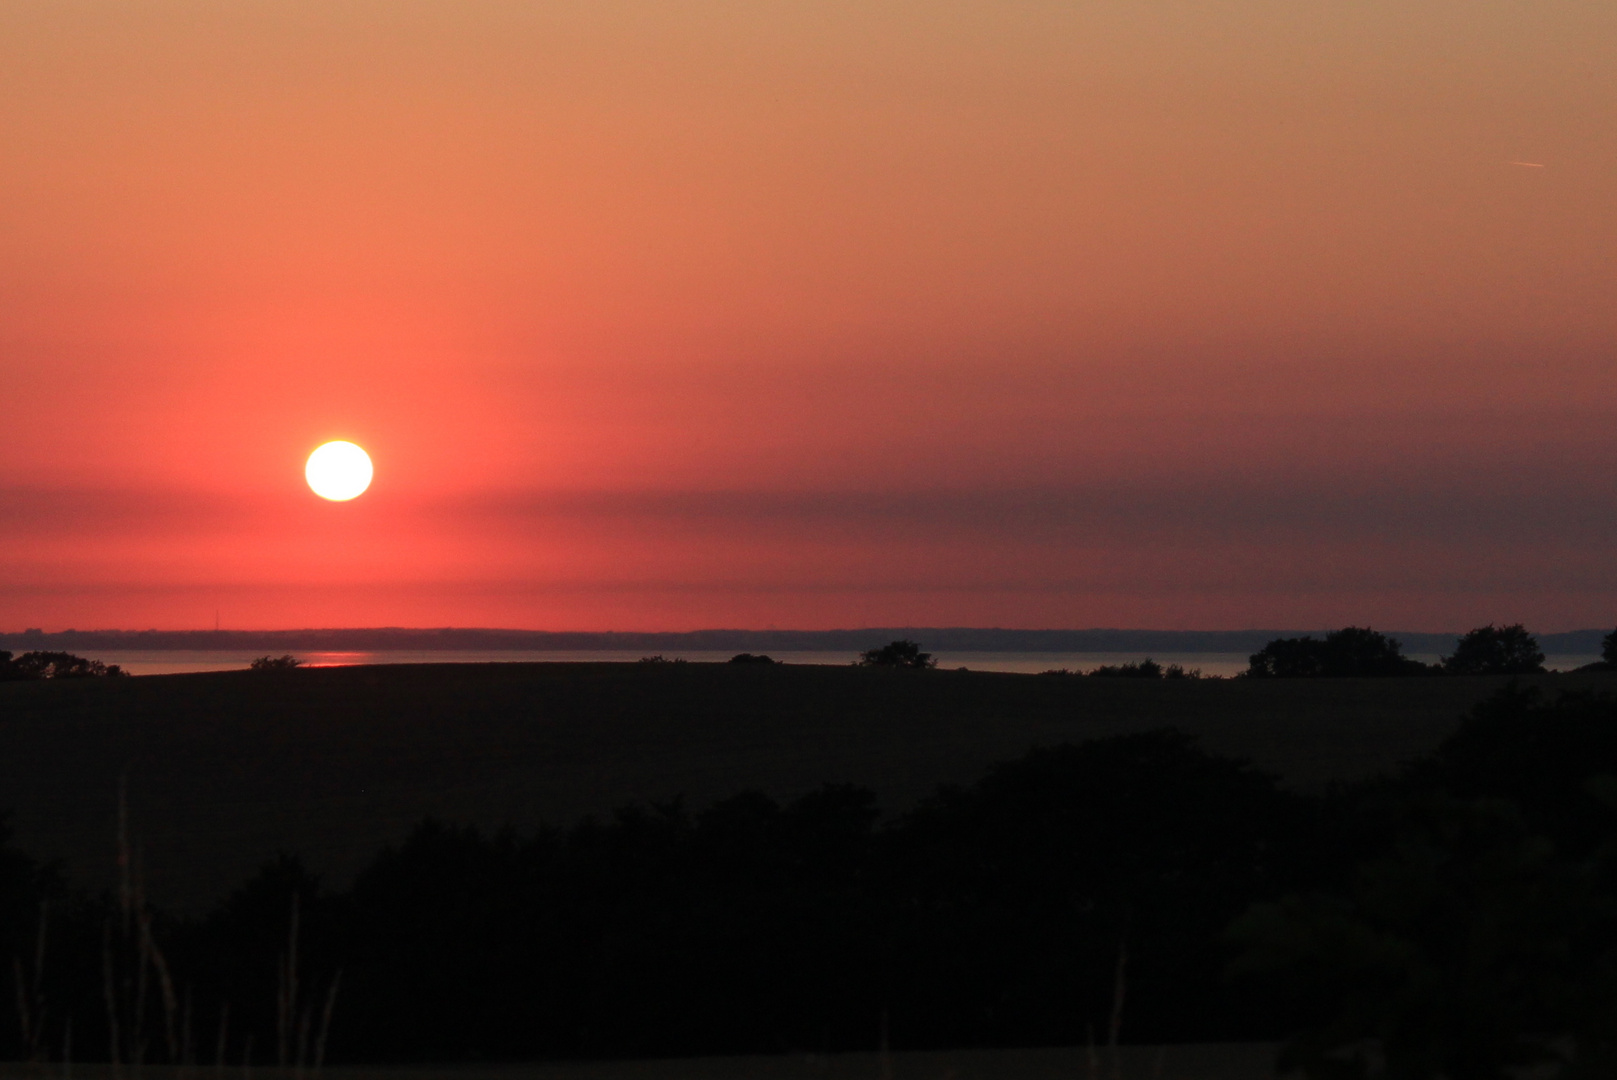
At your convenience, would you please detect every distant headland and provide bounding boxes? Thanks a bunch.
[1,625,1609,654]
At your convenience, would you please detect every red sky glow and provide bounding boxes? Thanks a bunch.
[3,1,1616,632]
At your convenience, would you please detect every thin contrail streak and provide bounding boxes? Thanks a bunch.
[1507,161,1546,167]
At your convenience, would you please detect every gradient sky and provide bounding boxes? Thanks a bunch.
[3,0,1616,632]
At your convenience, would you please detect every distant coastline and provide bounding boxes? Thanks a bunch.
[2,625,1608,654]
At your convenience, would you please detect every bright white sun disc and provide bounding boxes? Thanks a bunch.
[305,441,373,501]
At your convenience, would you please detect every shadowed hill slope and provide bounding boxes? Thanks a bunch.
[2,662,1611,909]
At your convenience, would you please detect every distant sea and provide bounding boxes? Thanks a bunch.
[80,649,1604,678]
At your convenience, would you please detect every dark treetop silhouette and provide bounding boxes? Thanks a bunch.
[856,639,936,669]
[6,643,1617,1075]
[0,650,125,680]
[249,654,303,671]
[3,680,1617,1074]
[1442,623,1547,676]
[1245,626,1433,678]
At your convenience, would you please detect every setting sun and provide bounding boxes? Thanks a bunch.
[305,441,373,501]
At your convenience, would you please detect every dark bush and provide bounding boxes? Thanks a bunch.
[248,654,302,671]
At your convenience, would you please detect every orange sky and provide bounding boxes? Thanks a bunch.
[3,0,1616,631]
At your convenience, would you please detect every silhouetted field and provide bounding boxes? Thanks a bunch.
[1,662,1612,909]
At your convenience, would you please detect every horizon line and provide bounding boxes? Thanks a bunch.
[4,624,1606,640]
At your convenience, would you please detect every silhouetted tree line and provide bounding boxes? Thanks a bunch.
[1245,623,1556,678]
[1040,658,1204,679]
[0,732,1320,1063]
[0,651,125,680]
[5,686,1617,1072]
[1031,623,1586,681]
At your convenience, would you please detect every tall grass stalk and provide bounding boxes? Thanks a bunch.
[1087,939,1130,1080]
[102,776,186,1070]
[877,1009,892,1080]
[13,898,49,1061]
[275,891,339,1080]
[180,986,193,1067]
[312,975,339,1076]
[275,894,297,1070]
[1108,940,1128,1080]
[213,1004,229,1080]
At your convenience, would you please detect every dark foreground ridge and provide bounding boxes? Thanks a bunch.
[3,626,1611,654]
[2,684,1617,1076]
[3,662,1609,910]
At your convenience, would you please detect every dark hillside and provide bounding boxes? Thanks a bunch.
[1,662,1610,909]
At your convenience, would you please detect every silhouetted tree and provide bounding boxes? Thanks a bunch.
[856,640,935,669]
[1602,629,1617,667]
[1246,627,1431,678]
[727,653,779,665]
[1443,624,1546,676]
